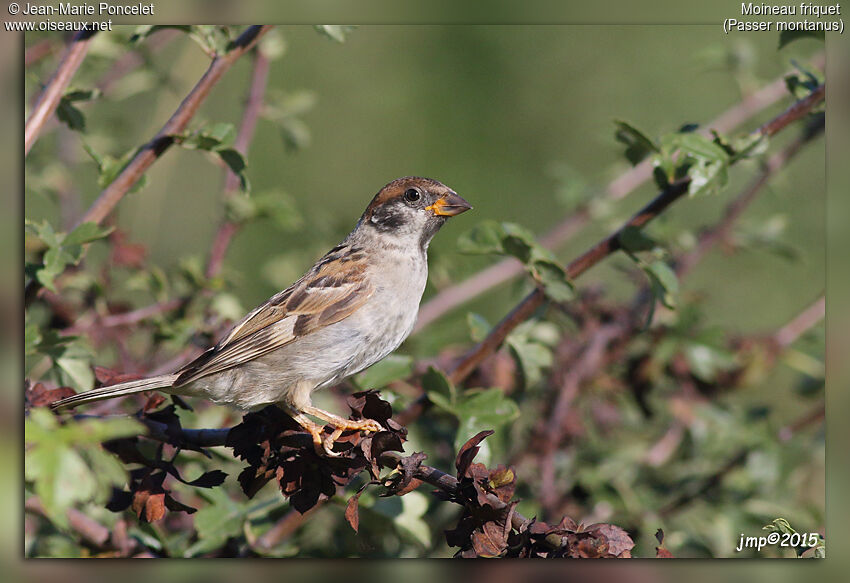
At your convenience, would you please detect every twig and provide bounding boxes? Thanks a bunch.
[660,396,825,517]
[25,30,97,156]
[76,26,272,228]
[413,60,823,332]
[449,178,693,388]
[57,43,271,339]
[141,416,229,448]
[96,29,179,95]
[206,48,271,279]
[539,322,624,511]
[675,119,824,278]
[62,298,184,336]
[778,401,824,442]
[25,496,110,548]
[255,507,317,551]
[378,451,535,535]
[401,84,826,424]
[25,39,55,67]
[772,295,825,349]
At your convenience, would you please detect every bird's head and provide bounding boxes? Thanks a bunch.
[360,176,472,250]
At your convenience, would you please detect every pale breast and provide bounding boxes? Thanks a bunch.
[189,247,428,410]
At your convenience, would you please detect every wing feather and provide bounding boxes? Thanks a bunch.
[174,244,372,386]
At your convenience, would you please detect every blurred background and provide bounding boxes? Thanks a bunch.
[23,25,824,559]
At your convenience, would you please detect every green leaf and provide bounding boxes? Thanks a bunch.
[130,25,191,46]
[466,313,491,343]
[453,389,519,464]
[217,149,249,192]
[314,25,357,43]
[25,323,42,355]
[422,366,456,409]
[354,355,414,389]
[729,132,769,161]
[392,491,431,548]
[618,225,658,253]
[56,99,85,132]
[457,220,505,255]
[683,342,737,382]
[675,133,729,162]
[25,411,142,529]
[225,191,301,230]
[63,222,114,246]
[687,157,728,196]
[614,120,659,166]
[186,488,245,557]
[206,122,237,146]
[507,335,553,388]
[531,260,574,302]
[763,517,796,535]
[644,260,679,310]
[56,352,94,392]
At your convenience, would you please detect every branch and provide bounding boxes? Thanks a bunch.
[76,26,272,228]
[772,294,825,349]
[25,496,110,548]
[206,48,271,279]
[56,42,272,339]
[376,451,536,535]
[401,83,825,424]
[25,30,97,156]
[96,28,179,95]
[413,58,824,332]
[675,118,824,278]
[25,39,55,67]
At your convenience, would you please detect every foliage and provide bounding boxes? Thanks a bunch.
[23,26,824,559]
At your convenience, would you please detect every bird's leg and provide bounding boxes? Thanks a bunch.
[280,405,334,456]
[302,405,383,453]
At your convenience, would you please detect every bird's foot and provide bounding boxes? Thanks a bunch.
[283,405,382,457]
[301,405,383,456]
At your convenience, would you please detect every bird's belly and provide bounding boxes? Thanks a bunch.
[188,299,418,411]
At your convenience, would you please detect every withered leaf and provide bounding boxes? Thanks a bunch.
[455,430,494,478]
[94,366,144,386]
[585,523,635,557]
[25,382,77,408]
[344,481,376,532]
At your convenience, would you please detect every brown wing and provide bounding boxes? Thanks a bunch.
[174,244,372,386]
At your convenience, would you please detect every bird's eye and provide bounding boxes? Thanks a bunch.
[404,188,421,203]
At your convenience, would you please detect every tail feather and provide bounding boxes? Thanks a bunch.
[50,374,179,410]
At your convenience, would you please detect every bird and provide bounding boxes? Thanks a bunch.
[51,177,471,454]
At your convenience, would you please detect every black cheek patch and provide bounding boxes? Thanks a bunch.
[370,204,405,231]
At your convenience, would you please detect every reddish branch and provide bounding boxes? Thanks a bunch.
[76,25,272,228]
[413,58,824,333]
[206,48,271,279]
[96,28,179,95]
[675,120,823,278]
[25,39,55,67]
[773,295,825,349]
[412,84,826,418]
[25,496,110,548]
[25,30,97,156]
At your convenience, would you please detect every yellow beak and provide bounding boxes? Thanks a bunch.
[425,192,472,217]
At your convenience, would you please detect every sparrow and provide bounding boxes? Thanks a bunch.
[52,177,472,453]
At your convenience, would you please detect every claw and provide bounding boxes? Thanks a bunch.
[286,404,384,457]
